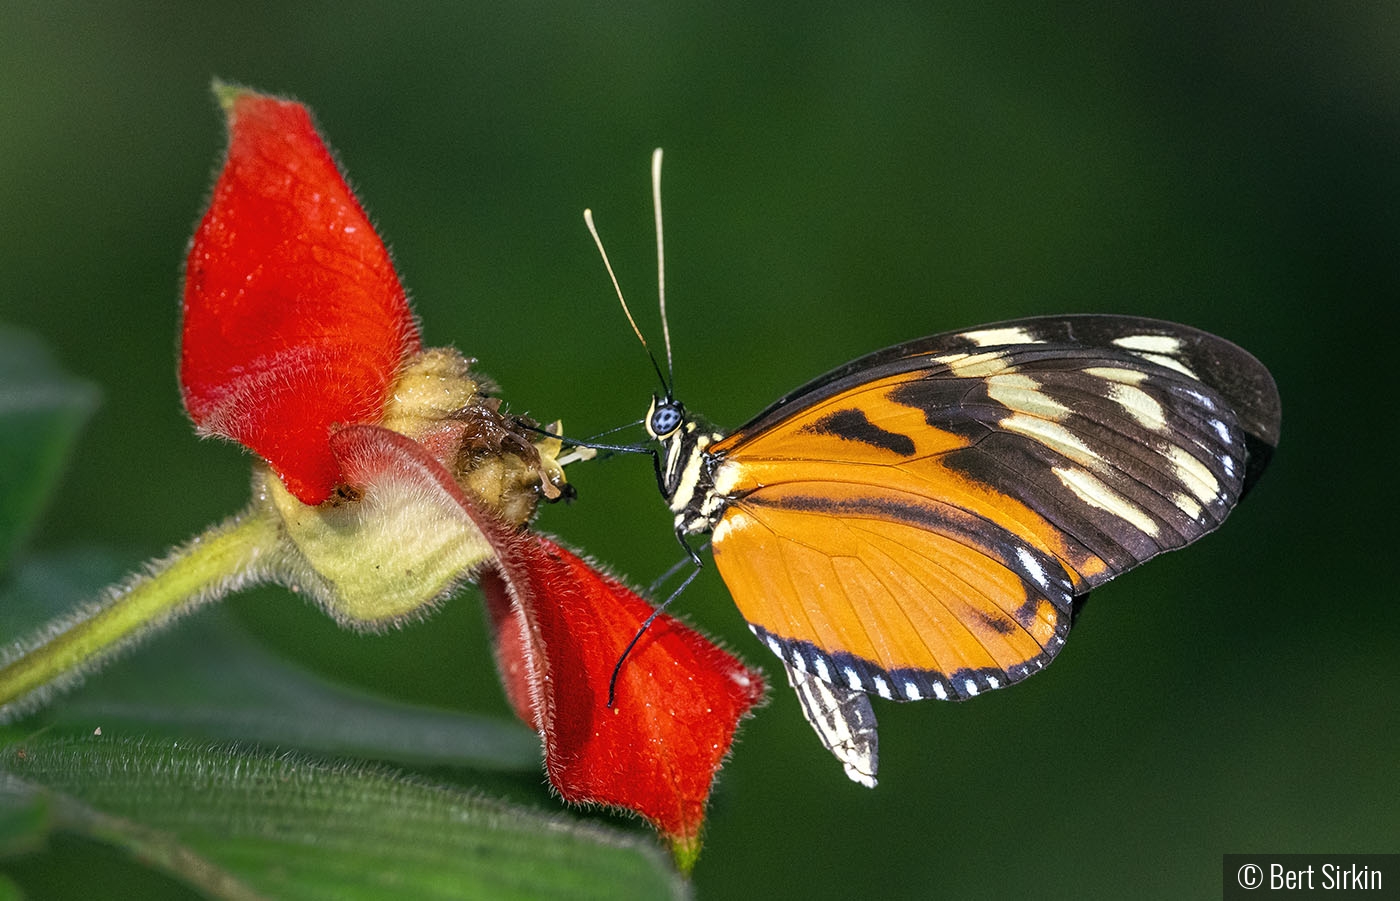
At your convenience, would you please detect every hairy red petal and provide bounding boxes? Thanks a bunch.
[483,591,538,729]
[181,85,420,505]
[481,536,765,869]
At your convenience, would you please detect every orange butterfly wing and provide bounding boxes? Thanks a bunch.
[705,315,1279,701]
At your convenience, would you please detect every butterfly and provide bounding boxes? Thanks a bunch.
[585,152,1282,787]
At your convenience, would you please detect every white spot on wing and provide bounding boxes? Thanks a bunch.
[1016,546,1050,588]
[1113,334,1184,355]
[1173,492,1203,520]
[872,675,891,699]
[1131,350,1199,380]
[933,682,948,700]
[964,679,979,697]
[1000,413,1101,467]
[845,667,862,690]
[1083,366,1149,385]
[1167,445,1220,504]
[987,373,1072,421]
[904,681,922,700]
[1189,389,1216,410]
[1210,419,1231,443]
[962,326,1043,347]
[935,350,1013,378]
[1103,382,1167,431]
[1055,466,1161,537]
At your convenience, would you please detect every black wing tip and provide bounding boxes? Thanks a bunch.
[1012,313,1283,472]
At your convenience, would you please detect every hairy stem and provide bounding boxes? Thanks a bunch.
[0,508,281,720]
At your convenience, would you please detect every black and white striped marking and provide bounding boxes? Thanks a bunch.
[785,660,880,788]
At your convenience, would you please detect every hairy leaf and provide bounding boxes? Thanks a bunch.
[1,735,684,900]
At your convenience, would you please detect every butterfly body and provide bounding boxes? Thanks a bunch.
[644,314,1279,727]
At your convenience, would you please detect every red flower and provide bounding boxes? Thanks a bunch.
[179,82,763,867]
[482,536,763,869]
[183,85,421,506]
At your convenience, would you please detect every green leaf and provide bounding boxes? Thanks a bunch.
[1,734,685,900]
[0,327,98,572]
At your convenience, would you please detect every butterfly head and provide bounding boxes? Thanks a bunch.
[644,393,727,530]
[645,395,686,440]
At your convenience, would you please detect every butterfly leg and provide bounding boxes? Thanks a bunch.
[606,533,705,707]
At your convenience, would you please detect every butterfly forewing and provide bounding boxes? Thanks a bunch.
[733,315,1280,460]
[706,315,1279,701]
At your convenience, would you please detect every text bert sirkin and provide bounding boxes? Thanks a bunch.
[1224,854,1398,899]
[1268,863,1381,891]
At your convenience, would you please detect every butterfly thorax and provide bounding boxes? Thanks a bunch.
[645,395,729,536]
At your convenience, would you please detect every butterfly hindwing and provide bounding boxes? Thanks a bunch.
[713,479,1074,701]
[706,315,1279,701]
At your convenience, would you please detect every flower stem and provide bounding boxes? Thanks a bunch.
[0,508,281,720]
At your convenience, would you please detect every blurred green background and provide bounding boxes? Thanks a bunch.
[2,3,1395,898]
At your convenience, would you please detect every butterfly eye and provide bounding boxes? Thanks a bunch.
[649,400,685,437]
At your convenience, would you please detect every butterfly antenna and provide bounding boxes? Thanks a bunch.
[651,148,675,391]
[514,418,653,457]
[585,208,672,396]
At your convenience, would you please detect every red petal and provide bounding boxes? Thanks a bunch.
[481,536,765,870]
[181,85,420,505]
[482,584,538,729]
